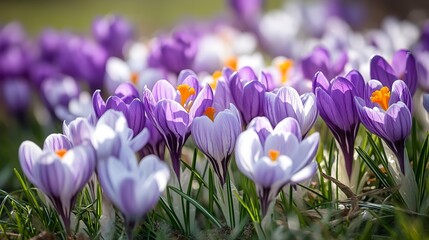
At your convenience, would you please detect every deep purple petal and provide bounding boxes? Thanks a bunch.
[127,99,145,137]
[313,71,330,93]
[370,55,396,87]
[355,97,387,139]
[241,81,265,124]
[390,80,412,111]
[92,90,106,118]
[345,69,365,98]
[383,102,412,142]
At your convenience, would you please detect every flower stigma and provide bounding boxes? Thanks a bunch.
[130,72,139,85]
[225,56,238,71]
[370,86,390,111]
[268,149,280,162]
[177,84,196,110]
[204,107,216,121]
[55,149,67,159]
[210,70,222,90]
[277,59,293,84]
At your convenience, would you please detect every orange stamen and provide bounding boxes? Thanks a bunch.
[268,149,280,162]
[55,149,67,159]
[130,72,139,85]
[277,59,293,83]
[204,107,216,121]
[177,84,196,107]
[225,56,238,71]
[210,70,222,89]
[370,86,391,111]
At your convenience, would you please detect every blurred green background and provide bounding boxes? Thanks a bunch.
[0,0,428,38]
[0,0,285,36]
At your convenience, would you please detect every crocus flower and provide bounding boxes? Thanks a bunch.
[104,55,164,94]
[228,0,263,31]
[355,80,412,173]
[301,46,348,81]
[91,109,149,162]
[19,134,96,233]
[264,86,318,136]
[92,15,134,58]
[229,66,268,125]
[313,70,364,179]
[0,22,26,51]
[235,117,319,216]
[97,154,169,239]
[57,36,108,91]
[1,78,30,115]
[143,73,213,178]
[40,75,81,118]
[38,29,64,63]
[148,31,197,75]
[191,103,242,185]
[93,83,145,139]
[370,49,417,95]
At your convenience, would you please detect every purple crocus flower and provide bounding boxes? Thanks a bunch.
[313,70,364,179]
[19,134,96,233]
[38,29,64,63]
[228,0,263,31]
[148,31,197,75]
[355,80,412,173]
[91,110,149,165]
[90,108,167,239]
[247,116,303,144]
[235,117,319,216]
[264,86,318,136]
[1,78,30,115]
[0,22,26,51]
[229,66,268,125]
[57,36,108,91]
[0,43,32,79]
[97,154,169,239]
[191,103,242,185]
[143,75,213,178]
[370,49,417,95]
[40,75,81,118]
[93,83,145,139]
[92,15,135,58]
[301,46,348,81]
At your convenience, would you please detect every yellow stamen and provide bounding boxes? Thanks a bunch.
[210,70,222,89]
[370,86,391,111]
[130,72,139,85]
[177,84,196,107]
[277,59,293,84]
[225,56,237,71]
[55,149,67,159]
[204,107,216,121]
[268,149,280,162]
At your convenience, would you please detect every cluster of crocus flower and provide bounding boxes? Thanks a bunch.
[11,0,429,238]
[236,117,319,216]
[19,108,170,238]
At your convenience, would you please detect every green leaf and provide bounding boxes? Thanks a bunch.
[168,186,222,228]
